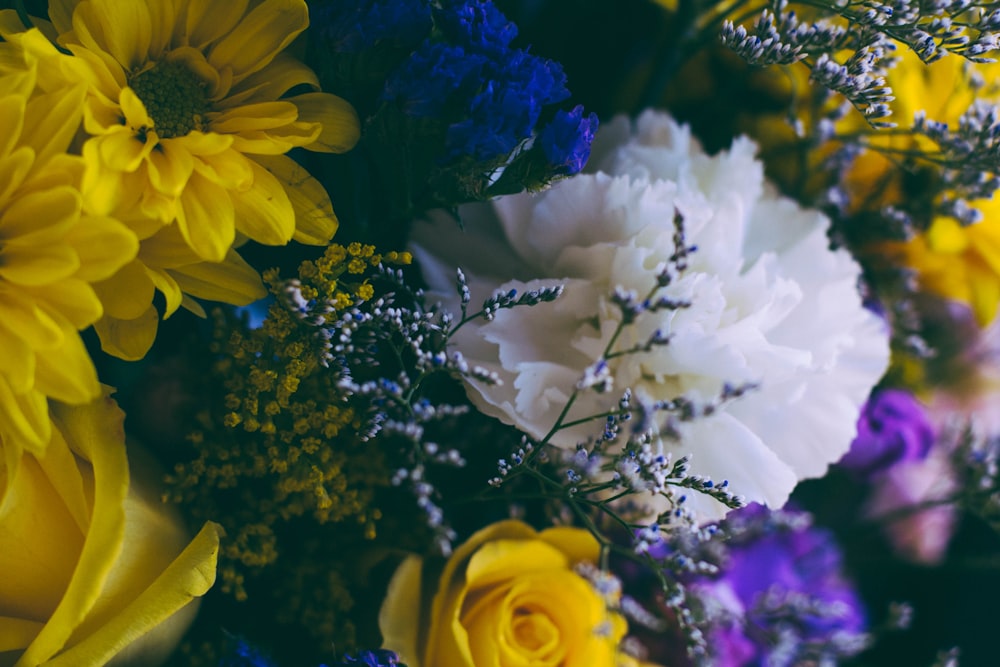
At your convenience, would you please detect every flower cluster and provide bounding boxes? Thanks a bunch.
[308,0,599,242]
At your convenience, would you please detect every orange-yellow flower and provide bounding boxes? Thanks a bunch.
[0,388,220,667]
[1,0,361,358]
[0,28,136,451]
[380,520,632,667]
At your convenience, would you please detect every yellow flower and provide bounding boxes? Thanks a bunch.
[0,387,220,667]
[1,0,361,358]
[0,29,137,451]
[379,520,631,667]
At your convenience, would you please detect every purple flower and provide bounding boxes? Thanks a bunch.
[538,105,599,175]
[838,389,935,477]
[692,504,867,667]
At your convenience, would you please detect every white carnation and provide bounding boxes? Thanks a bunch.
[413,111,890,520]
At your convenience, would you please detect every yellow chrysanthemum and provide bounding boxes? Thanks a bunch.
[1,0,361,358]
[0,30,137,452]
[864,52,1000,324]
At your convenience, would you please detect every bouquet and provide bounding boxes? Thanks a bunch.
[2,0,1000,666]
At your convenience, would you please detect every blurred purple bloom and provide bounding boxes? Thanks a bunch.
[839,389,935,477]
[538,105,599,175]
[693,504,867,666]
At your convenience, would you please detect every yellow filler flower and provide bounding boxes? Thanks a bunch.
[3,0,361,358]
[0,30,137,452]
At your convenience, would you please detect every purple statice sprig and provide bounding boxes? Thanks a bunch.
[218,636,407,667]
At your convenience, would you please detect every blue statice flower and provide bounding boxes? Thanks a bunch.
[838,389,935,478]
[442,48,569,160]
[218,637,276,667]
[329,649,408,666]
[537,104,600,175]
[382,42,488,117]
[691,504,868,666]
[311,0,432,52]
[434,0,518,54]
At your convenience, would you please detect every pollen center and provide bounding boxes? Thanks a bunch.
[129,61,210,139]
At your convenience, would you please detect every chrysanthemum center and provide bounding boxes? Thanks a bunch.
[129,61,210,139]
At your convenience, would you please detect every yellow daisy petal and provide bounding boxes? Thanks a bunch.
[253,154,337,245]
[93,260,155,320]
[176,172,235,262]
[183,0,251,50]
[169,248,266,306]
[33,328,102,405]
[289,92,360,153]
[207,0,308,81]
[64,215,139,282]
[0,380,50,453]
[93,308,160,361]
[0,319,35,393]
[231,158,295,245]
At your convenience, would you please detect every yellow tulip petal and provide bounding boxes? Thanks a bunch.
[378,555,426,667]
[289,92,360,154]
[231,158,295,245]
[93,308,160,361]
[0,618,44,653]
[169,249,266,306]
[207,0,307,80]
[252,155,337,245]
[44,521,220,667]
[18,391,130,667]
[0,450,84,623]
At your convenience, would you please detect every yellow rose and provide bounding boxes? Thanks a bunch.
[0,388,220,667]
[379,520,630,667]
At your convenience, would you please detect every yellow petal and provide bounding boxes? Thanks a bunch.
[220,53,319,109]
[539,526,601,566]
[33,328,102,404]
[0,318,35,393]
[0,379,50,454]
[0,92,26,158]
[168,248,266,306]
[94,308,159,361]
[0,242,80,286]
[64,216,140,282]
[176,172,235,262]
[289,92,360,154]
[232,158,295,245]
[378,555,426,667]
[147,139,195,198]
[0,618,44,653]
[0,147,34,211]
[18,390,130,667]
[26,277,104,330]
[146,266,184,317]
[75,0,152,71]
[95,126,154,174]
[0,441,86,623]
[209,101,298,133]
[252,155,337,245]
[94,259,155,320]
[183,0,250,49]
[22,84,87,164]
[43,522,220,667]
[207,0,308,81]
